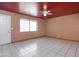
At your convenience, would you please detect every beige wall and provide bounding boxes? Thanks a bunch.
[0,10,45,42]
[46,13,79,41]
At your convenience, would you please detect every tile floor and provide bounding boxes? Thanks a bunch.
[0,37,79,57]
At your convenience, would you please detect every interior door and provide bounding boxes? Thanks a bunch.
[0,14,11,45]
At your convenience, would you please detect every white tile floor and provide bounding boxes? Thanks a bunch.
[0,37,79,57]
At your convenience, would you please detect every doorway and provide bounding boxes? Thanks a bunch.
[0,14,11,45]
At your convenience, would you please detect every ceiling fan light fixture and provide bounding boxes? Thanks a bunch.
[43,10,48,16]
[43,13,47,16]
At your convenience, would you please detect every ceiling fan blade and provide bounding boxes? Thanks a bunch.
[47,13,53,15]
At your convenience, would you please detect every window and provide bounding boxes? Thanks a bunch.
[30,20,37,31]
[20,18,37,32]
[20,19,29,32]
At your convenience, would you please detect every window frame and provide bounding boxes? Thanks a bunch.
[20,18,38,32]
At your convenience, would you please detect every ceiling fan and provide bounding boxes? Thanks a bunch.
[40,2,53,16]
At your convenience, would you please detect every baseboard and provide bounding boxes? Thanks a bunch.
[0,35,46,46]
[46,35,79,42]
[12,35,46,43]
[13,35,79,43]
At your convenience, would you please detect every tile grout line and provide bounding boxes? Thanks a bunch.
[53,41,70,57]
[9,44,15,57]
[11,44,20,57]
[75,42,78,57]
[64,41,73,57]
[13,44,32,57]
[1,45,3,57]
